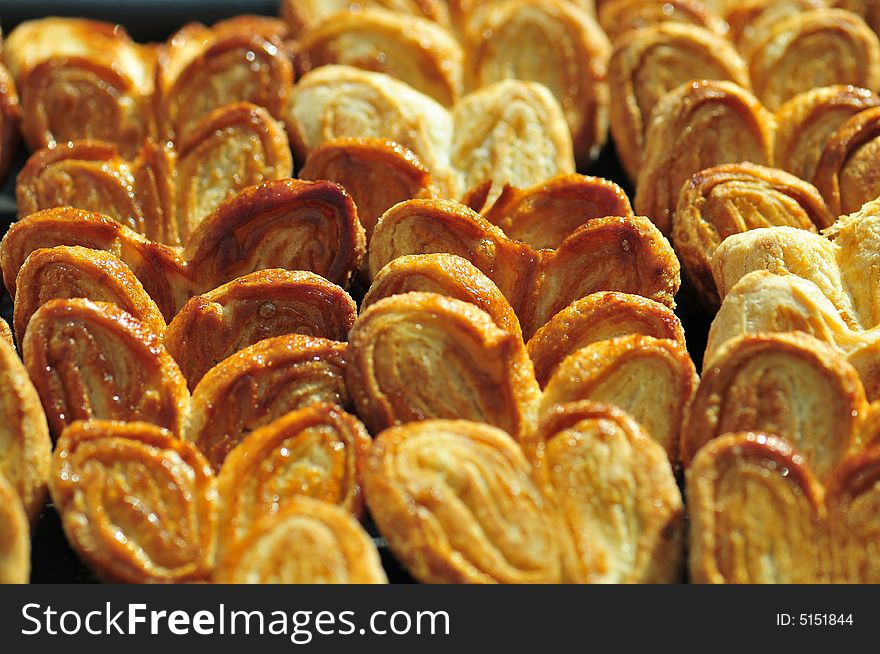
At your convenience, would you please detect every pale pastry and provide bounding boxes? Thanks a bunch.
[672,163,833,308]
[479,174,633,249]
[164,269,357,389]
[680,332,866,480]
[541,335,697,461]
[609,23,749,181]
[449,0,595,43]
[0,474,29,584]
[466,0,611,166]
[346,292,541,439]
[185,335,350,469]
[214,404,370,552]
[598,0,729,43]
[296,8,463,106]
[281,0,449,37]
[362,253,523,337]
[13,246,166,344]
[747,9,880,111]
[527,291,685,388]
[22,299,188,438]
[49,420,216,583]
[523,401,683,583]
[214,497,387,584]
[774,85,880,184]
[3,18,154,158]
[0,334,51,522]
[0,63,20,184]
[363,419,561,583]
[0,318,12,349]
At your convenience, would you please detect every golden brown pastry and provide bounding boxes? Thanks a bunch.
[747,9,880,112]
[598,0,729,43]
[672,163,833,308]
[527,291,685,388]
[214,404,369,554]
[480,174,633,249]
[3,18,154,158]
[186,336,350,469]
[466,0,610,166]
[608,23,749,181]
[347,292,541,438]
[362,253,523,337]
[449,0,595,43]
[13,246,166,344]
[635,80,775,235]
[726,0,824,57]
[0,63,20,184]
[774,85,880,183]
[296,8,463,106]
[680,332,866,479]
[49,420,216,583]
[282,0,449,37]
[22,299,188,438]
[0,318,12,349]
[298,138,438,242]
[16,140,177,245]
[0,474,29,584]
[214,497,387,584]
[164,269,356,389]
[523,401,683,583]
[364,419,561,583]
[832,0,880,35]
[541,335,697,460]
[0,334,51,522]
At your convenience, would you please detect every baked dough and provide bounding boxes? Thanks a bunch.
[541,335,697,461]
[0,319,11,349]
[13,246,166,344]
[22,299,188,438]
[522,401,683,583]
[214,497,387,584]
[164,269,356,389]
[680,332,866,480]
[726,0,824,57]
[282,0,448,37]
[185,335,349,469]
[363,419,561,583]
[609,23,749,181]
[49,420,216,583]
[527,291,685,388]
[672,163,833,308]
[346,292,541,438]
[635,80,775,235]
[0,474,29,584]
[0,64,20,184]
[598,0,729,43]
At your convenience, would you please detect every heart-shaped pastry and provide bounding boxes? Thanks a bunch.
[282,0,448,37]
[598,0,729,44]
[724,0,823,57]
[0,474,29,584]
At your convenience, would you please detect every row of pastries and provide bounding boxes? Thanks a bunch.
[1,0,880,584]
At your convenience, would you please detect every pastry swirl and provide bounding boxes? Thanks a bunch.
[282,0,448,37]
[214,497,387,584]
[49,420,216,583]
[22,299,188,438]
[0,318,12,349]
[185,335,350,469]
[726,0,824,57]
[364,419,561,583]
[0,63,20,184]
[598,0,729,43]
[0,474,29,584]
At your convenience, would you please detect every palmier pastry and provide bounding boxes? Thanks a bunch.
[0,334,51,522]
[774,85,880,184]
[527,291,685,388]
[523,402,683,583]
[298,138,438,242]
[22,299,188,438]
[186,336,350,469]
[747,9,880,112]
[13,246,166,344]
[362,253,523,337]
[49,420,216,583]
[480,174,633,249]
[214,497,387,584]
[296,9,463,106]
[0,64,20,184]
[672,163,833,308]
[449,0,595,43]
[726,0,824,57]
[164,269,356,389]
[680,332,866,480]
[3,18,154,158]
[598,0,729,43]
[281,0,449,37]
[0,318,12,349]
[347,293,541,438]
[541,335,697,460]
[466,0,610,166]
[364,419,561,583]
[0,474,29,584]
[635,80,775,235]
[608,23,749,181]
[214,404,369,552]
